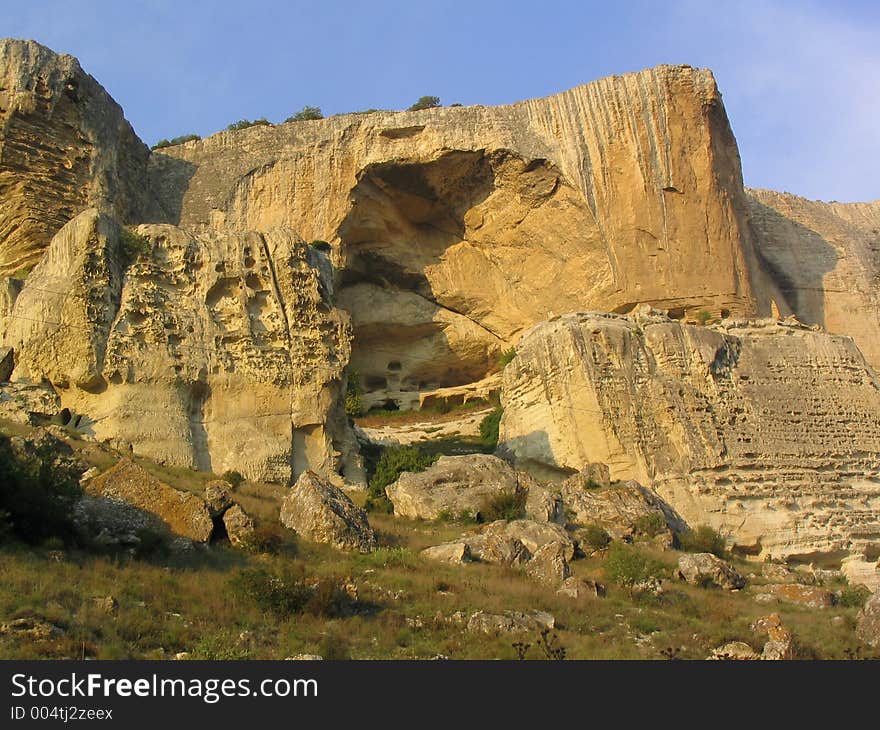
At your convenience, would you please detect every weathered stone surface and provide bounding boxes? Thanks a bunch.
[524,481,566,525]
[204,480,233,518]
[83,459,213,542]
[222,505,255,548]
[421,541,471,565]
[280,470,375,552]
[0,381,68,426]
[762,562,797,583]
[385,454,530,520]
[764,583,835,609]
[856,591,880,647]
[478,533,532,567]
[3,209,359,484]
[751,612,796,660]
[500,310,880,573]
[480,519,575,561]
[556,576,605,599]
[0,39,150,276]
[560,476,675,541]
[526,541,572,585]
[466,610,555,634]
[676,553,745,590]
[748,189,880,371]
[710,642,759,660]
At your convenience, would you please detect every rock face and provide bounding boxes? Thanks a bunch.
[3,209,359,483]
[500,310,880,578]
[385,454,532,520]
[280,470,375,552]
[0,39,150,276]
[82,459,213,542]
[748,189,880,371]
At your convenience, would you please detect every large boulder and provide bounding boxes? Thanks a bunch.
[222,505,255,548]
[466,610,555,634]
[385,454,532,520]
[421,541,472,565]
[764,583,835,609]
[857,591,880,647]
[561,476,674,543]
[472,519,575,562]
[281,471,375,552]
[676,553,745,590]
[82,459,213,542]
[526,541,572,585]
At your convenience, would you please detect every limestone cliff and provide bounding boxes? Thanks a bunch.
[0,39,150,277]
[748,189,880,369]
[499,309,880,583]
[147,64,781,404]
[3,209,359,483]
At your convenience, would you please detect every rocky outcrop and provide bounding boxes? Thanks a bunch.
[748,189,880,371]
[385,454,533,520]
[280,470,375,552]
[499,309,880,581]
[762,584,835,609]
[676,553,745,590]
[82,459,213,542]
[0,39,150,276]
[3,209,359,483]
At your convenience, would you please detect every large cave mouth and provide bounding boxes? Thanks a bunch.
[335,150,517,412]
[336,148,584,412]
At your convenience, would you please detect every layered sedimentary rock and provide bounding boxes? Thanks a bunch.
[147,63,785,406]
[748,189,880,369]
[3,208,359,483]
[0,39,150,276]
[499,309,880,580]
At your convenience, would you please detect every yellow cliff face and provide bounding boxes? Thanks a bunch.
[0,39,150,278]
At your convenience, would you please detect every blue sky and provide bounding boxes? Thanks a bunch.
[3,0,878,202]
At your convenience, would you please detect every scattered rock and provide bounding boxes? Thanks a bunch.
[90,596,118,615]
[280,470,375,552]
[751,613,796,660]
[556,576,605,599]
[83,459,213,542]
[526,541,572,585]
[857,591,880,647]
[222,504,255,548]
[204,480,233,518]
[285,654,323,660]
[710,642,760,660]
[0,617,64,640]
[420,541,472,565]
[385,454,530,520]
[676,553,745,590]
[466,610,555,634]
[764,583,834,609]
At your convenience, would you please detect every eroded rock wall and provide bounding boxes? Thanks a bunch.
[3,209,359,484]
[499,309,880,574]
[0,39,151,276]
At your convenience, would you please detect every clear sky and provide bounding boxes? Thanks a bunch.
[3,0,878,202]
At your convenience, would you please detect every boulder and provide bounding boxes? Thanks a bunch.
[280,471,375,552]
[0,383,69,427]
[479,533,532,566]
[676,553,745,590]
[751,613,796,660]
[83,459,213,542]
[526,541,572,585]
[556,576,605,599]
[710,642,760,660]
[856,591,880,647]
[466,610,555,634]
[421,541,472,565]
[385,454,529,520]
[524,482,566,524]
[204,480,233,518]
[764,583,835,609]
[560,477,674,543]
[481,519,575,560]
[222,505,255,548]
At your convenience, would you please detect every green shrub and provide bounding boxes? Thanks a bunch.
[0,434,81,545]
[634,512,667,538]
[838,584,871,608]
[581,523,612,552]
[226,118,272,132]
[479,407,502,448]
[604,543,665,590]
[231,568,313,617]
[221,470,244,489]
[317,633,351,660]
[366,446,437,513]
[241,523,286,555]
[310,240,332,252]
[192,629,249,660]
[497,347,517,368]
[408,95,441,111]
[344,371,364,419]
[477,490,526,522]
[676,525,726,558]
[286,106,323,122]
[151,134,200,150]
[695,309,712,325]
[120,228,151,264]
